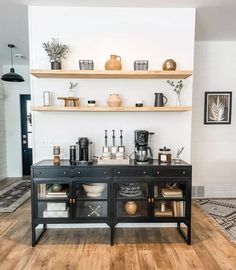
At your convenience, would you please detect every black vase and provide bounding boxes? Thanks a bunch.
[51,61,62,70]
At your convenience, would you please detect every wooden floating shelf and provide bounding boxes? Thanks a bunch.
[31,70,192,79]
[31,106,192,112]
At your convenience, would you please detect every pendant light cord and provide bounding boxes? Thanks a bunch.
[10,46,13,68]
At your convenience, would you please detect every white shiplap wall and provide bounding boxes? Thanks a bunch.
[0,72,7,180]
[192,41,236,197]
[3,65,30,177]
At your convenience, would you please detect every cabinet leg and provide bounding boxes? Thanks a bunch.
[177,221,191,245]
[187,223,191,245]
[110,225,115,246]
[32,224,36,247]
[32,224,47,247]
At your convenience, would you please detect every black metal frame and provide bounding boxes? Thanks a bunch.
[31,162,192,246]
[204,91,232,125]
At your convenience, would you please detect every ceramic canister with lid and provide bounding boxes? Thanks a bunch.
[158,147,172,163]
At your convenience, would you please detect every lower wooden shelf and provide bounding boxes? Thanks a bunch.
[31,106,192,112]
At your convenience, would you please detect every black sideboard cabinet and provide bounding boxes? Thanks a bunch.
[31,160,192,246]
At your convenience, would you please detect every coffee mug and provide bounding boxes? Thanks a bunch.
[154,93,168,107]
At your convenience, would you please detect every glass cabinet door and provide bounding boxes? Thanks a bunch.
[36,182,70,219]
[153,182,186,218]
[115,182,149,218]
[73,181,108,219]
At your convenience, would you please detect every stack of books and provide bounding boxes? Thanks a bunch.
[38,184,47,197]
[45,188,68,198]
[161,188,183,198]
[171,201,185,217]
[43,202,69,218]
[154,208,173,217]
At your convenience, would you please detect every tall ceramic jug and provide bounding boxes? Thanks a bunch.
[105,55,122,70]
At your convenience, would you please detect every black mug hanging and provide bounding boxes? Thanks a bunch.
[154,93,168,107]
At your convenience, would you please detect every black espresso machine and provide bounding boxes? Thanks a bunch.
[76,137,93,164]
[134,130,154,164]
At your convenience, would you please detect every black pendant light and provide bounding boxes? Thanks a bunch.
[1,44,24,82]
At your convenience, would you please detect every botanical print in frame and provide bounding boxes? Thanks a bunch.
[204,92,232,124]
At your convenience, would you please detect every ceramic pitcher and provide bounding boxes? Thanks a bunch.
[105,55,122,70]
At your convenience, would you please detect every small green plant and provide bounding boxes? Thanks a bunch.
[42,38,69,63]
[167,80,184,106]
[69,82,78,90]
[167,80,183,95]
[176,147,184,159]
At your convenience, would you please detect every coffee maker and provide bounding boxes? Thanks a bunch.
[134,130,154,164]
[76,137,93,164]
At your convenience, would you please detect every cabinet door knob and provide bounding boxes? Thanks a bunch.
[78,171,81,175]
[69,198,72,204]
[64,171,67,175]
[37,171,41,175]
[182,171,186,175]
[73,198,76,204]
[104,171,107,174]
[143,171,146,174]
[117,171,120,175]
[148,198,151,203]
[156,171,160,175]
[151,198,154,203]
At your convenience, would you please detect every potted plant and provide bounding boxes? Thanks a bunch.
[42,38,69,70]
[167,80,184,106]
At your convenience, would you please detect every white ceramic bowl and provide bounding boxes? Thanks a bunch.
[83,183,105,197]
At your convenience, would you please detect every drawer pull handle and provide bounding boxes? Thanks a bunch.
[117,171,121,175]
[143,171,146,174]
[156,171,160,175]
[182,171,186,175]
[78,171,81,175]
[37,171,41,175]
[104,171,107,174]
[64,172,67,175]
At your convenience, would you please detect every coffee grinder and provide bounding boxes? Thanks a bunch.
[134,130,154,164]
[76,137,93,164]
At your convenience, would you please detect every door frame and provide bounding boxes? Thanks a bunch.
[20,94,32,176]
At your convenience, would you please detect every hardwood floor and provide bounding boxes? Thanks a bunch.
[0,180,236,270]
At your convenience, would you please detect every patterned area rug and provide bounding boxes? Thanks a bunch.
[0,181,31,212]
[197,199,236,242]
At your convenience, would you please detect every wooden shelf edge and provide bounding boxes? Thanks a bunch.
[31,106,192,112]
[30,69,192,79]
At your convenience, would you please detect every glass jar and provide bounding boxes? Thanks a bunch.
[158,147,172,163]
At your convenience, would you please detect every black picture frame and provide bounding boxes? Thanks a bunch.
[204,91,232,124]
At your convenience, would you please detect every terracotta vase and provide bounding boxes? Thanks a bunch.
[125,201,138,215]
[105,55,122,70]
[162,59,177,71]
[107,94,122,107]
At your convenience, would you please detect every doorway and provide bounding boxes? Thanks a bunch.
[20,95,32,176]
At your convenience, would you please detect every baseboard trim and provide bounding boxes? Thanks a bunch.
[0,174,7,181]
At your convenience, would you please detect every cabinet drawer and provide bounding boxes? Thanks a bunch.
[152,168,190,177]
[74,168,110,177]
[114,168,151,177]
[34,168,71,178]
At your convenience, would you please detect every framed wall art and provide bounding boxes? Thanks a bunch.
[204,92,232,124]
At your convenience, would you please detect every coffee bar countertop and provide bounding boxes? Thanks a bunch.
[32,159,191,168]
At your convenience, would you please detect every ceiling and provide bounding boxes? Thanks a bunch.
[0,0,236,65]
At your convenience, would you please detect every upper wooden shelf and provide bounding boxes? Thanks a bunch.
[30,70,192,79]
[31,106,192,112]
